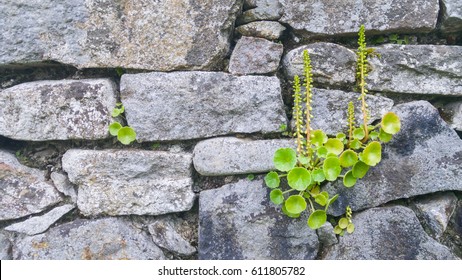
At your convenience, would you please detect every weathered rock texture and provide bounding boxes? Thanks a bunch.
[121,72,287,141]
[0,231,11,260]
[5,204,75,236]
[13,218,165,260]
[326,101,462,216]
[291,88,394,135]
[442,101,462,131]
[50,172,77,203]
[194,137,294,176]
[441,0,462,33]
[283,43,357,87]
[148,217,196,257]
[0,150,62,221]
[199,179,319,260]
[280,0,439,37]
[237,0,282,24]
[367,45,462,96]
[62,149,195,216]
[324,206,457,260]
[0,79,116,140]
[0,0,242,70]
[236,21,286,40]
[229,36,283,75]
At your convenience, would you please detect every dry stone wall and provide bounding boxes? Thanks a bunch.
[1,0,462,260]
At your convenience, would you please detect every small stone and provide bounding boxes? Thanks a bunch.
[317,222,338,247]
[441,0,462,33]
[282,43,356,87]
[0,231,12,260]
[62,149,195,216]
[5,204,75,236]
[0,150,62,221]
[324,206,457,260]
[237,0,283,25]
[148,217,196,257]
[367,45,462,96]
[50,172,77,203]
[280,0,439,37]
[193,137,294,176]
[229,36,283,75]
[121,72,287,141]
[236,21,286,40]
[13,218,165,260]
[0,79,117,141]
[412,192,458,240]
[199,179,319,260]
[441,101,462,131]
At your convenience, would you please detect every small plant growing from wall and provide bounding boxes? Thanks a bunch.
[265,25,401,233]
[108,103,137,145]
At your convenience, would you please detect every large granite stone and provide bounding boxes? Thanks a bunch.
[0,79,116,140]
[367,45,462,96]
[199,179,319,260]
[280,0,439,37]
[121,72,287,141]
[441,0,462,33]
[323,206,457,260]
[13,218,165,260]
[0,0,242,71]
[62,149,195,216]
[0,150,62,221]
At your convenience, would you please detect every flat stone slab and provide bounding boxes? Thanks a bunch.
[121,72,287,141]
[13,218,165,260]
[62,149,195,216]
[237,0,282,25]
[0,0,241,71]
[193,137,294,176]
[199,179,319,260]
[324,206,457,260]
[325,101,462,216]
[441,0,462,33]
[280,0,439,37]
[5,204,75,236]
[236,21,286,40]
[0,150,62,221]
[283,43,356,87]
[367,45,462,96]
[0,79,116,140]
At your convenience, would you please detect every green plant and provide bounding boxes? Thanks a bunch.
[109,103,136,145]
[334,206,355,235]
[264,25,401,231]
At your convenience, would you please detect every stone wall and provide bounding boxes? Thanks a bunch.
[1,0,461,260]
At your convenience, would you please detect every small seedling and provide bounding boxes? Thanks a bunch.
[108,103,136,145]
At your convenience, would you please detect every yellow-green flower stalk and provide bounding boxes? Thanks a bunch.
[356,25,370,141]
[303,50,314,157]
[347,101,355,147]
[292,75,304,157]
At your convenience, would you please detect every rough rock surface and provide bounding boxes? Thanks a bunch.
[317,223,338,247]
[441,0,462,33]
[148,217,196,257]
[0,79,116,140]
[5,204,75,236]
[62,149,195,216]
[0,0,242,71]
[229,36,283,75]
[237,0,282,25]
[283,43,356,87]
[323,206,457,260]
[236,21,286,40]
[199,179,319,260]
[193,137,294,176]
[291,88,394,136]
[13,218,165,260]
[412,192,458,240]
[442,101,462,131]
[0,150,62,221]
[367,45,462,96]
[50,172,77,203]
[121,72,287,141]
[326,101,462,216]
[280,0,439,37]
[0,231,11,260]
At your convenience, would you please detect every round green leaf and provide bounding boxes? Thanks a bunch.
[317,146,328,158]
[334,225,343,235]
[379,128,392,143]
[323,157,342,181]
[324,138,344,155]
[109,122,122,136]
[288,167,312,191]
[282,205,300,218]
[314,191,329,206]
[298,155,310,165]
[264,171,280,189]
[336,133,346,141]
[352,161,370,179]
[347,223,355,234]
[270,189,284,205]
[111,108,122,117]
[343,170,357,188]
[311,129,328,146]
[312,169,325,183]
[307,210,327,229]
[285,195,307,214]
[117,126,136,145]
[338,218,349,229]
[359,141,382,166]
[381,112,401,135]
[339,150,358,167]
[350,139,362,150]
[353,127,365,140]
[273,148,297,172]
[369,131,379,140]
